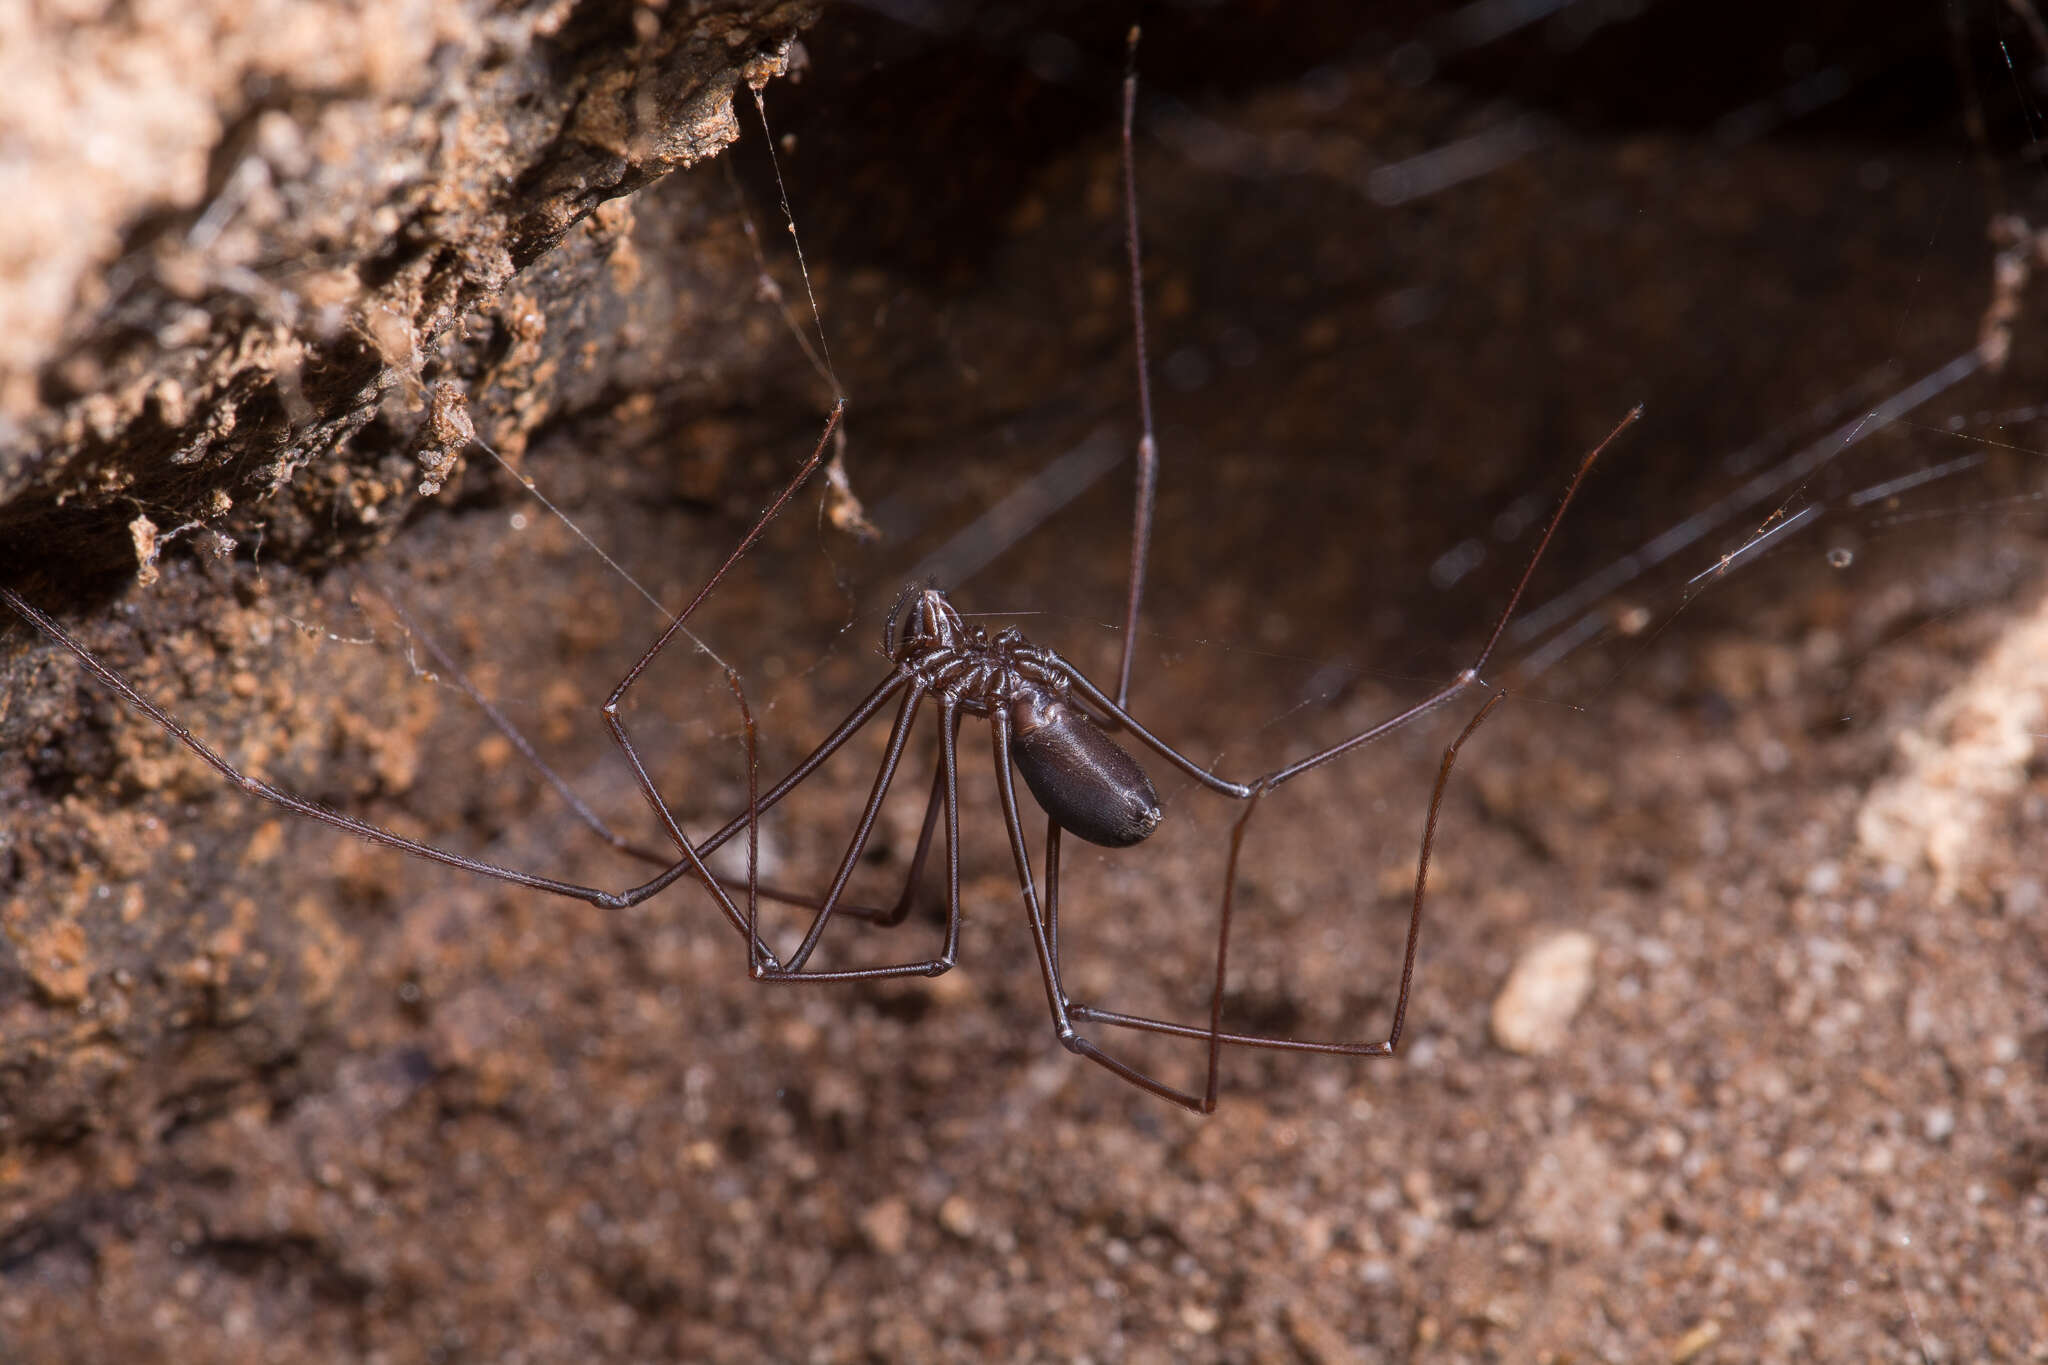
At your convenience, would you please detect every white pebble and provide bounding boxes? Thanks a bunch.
[1490,930,1599,1056]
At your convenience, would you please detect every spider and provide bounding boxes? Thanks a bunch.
[1,43,1637,1112]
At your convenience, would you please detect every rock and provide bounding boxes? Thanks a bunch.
[1491,930,1598,1056]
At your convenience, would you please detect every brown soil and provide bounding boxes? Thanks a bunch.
[3,4,2045,1362]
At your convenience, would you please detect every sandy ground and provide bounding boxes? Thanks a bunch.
[4,4,2048,1361]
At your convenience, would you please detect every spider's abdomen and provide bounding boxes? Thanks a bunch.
[1010,691,1163,848]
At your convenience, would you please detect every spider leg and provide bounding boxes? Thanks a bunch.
[992,709,1218,1113]
[847,755,947,927]
[694,672,903,859]
[596,403,850,952]
[609,674,908,955]
[375,582,890,928]
[936,698,964,965]
[608,670,951,924]
[1067,693,1505,1058]
[1068,406,1639,799]
[1042,816,1229,1104]
[7,419,872,937]
[718,670,943,981]
[2,588,652,913]
[699,671,931,918]
[723,711,954,928]
[354,579,678,868]
[1113,32,1159,713]
[1043,817,1061,970]
[775,679,926,972]
[731,668,765,974]
[828,701,960,928]
[752,695,963,982]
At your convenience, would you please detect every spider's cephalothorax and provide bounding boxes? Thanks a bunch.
[891,588,1163,849]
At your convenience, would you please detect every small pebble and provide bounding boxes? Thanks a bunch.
[938,1195,977,1239]
[1669,1318,1721,1362]
[1284,1297,1360,1364]
[858,1197,910,1257]
[1490,930,1598,1056]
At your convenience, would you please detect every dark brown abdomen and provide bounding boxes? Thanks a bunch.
[1010,691,1163,848]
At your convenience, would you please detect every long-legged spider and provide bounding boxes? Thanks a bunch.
[1,43,1636,1111]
